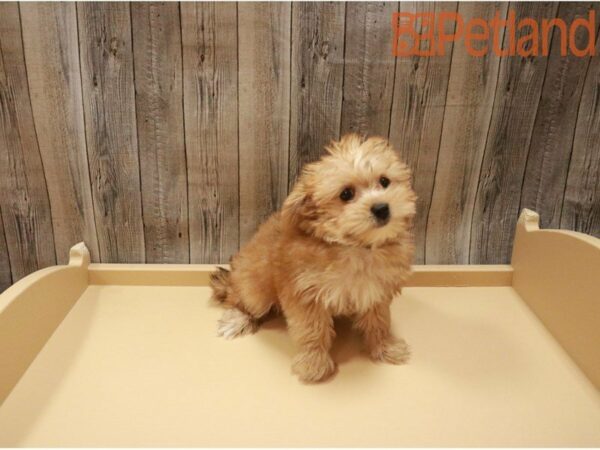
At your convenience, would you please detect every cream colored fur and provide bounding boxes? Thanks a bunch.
[210,134,416,382]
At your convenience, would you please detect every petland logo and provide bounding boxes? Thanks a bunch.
[392,9,596,57]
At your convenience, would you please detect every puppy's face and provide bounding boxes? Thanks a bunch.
[283,134,417,247]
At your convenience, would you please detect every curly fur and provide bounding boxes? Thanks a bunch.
[210,134,417,382]
[209,267,230,304]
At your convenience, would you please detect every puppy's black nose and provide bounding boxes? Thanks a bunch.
[371,203,390,224]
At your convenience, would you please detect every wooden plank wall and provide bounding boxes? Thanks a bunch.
[1,2,599,291]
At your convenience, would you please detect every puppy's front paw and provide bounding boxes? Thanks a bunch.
[291,350,336,383]
[371,339,410,365]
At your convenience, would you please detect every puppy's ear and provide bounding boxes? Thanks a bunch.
[281,181,315,229]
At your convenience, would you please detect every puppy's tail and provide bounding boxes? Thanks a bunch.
[209,266,232,304]
[210,267,259,339]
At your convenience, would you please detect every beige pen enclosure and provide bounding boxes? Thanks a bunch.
[0,209,599,447]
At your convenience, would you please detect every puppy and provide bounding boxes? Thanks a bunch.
[210,134,417,382]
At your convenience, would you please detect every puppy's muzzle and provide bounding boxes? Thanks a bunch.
[371,203,390,225]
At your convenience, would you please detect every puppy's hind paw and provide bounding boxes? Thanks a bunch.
[371,339,410,365]
[217,309,258,339]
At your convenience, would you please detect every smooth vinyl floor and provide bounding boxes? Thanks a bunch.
[1,285,599,446]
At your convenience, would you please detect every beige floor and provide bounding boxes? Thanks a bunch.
[1,284,599,447]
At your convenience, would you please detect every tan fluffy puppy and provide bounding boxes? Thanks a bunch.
[210,134,417,382]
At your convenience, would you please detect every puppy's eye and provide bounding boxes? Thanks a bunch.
[379,176,390,188]
[340,187,355,202]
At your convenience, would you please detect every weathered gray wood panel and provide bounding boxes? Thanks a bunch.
[239,2,291,244]
[181,2,238,263]
[77,2,144,263]
[389,1,457,264]
[0,3,56,281]
[289,2,346,187]
[426,2,508,264]
[0,207,11,292]
[521,3,600,230]
[561,31,600,237]
[20,2,100,264]
[470,2,559,264]
[0,1,599,292]
[341,1,397,137]
[132,2,189,263]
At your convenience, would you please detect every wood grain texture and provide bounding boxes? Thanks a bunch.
[77,2,144,263]
[389,1,457,264]
[20,2,99,264]
[561,31,600,237]
[132,2,189,263]
[521,3,600,230]
[0,3,56,281]
[1,1,600,289]
[289,2,345,187]
[181,2,238,263]
[340,1,397,137]
[426,2,508,264]
[238,2,291,244]
[0,207,11,292]
[470,2,559,264]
